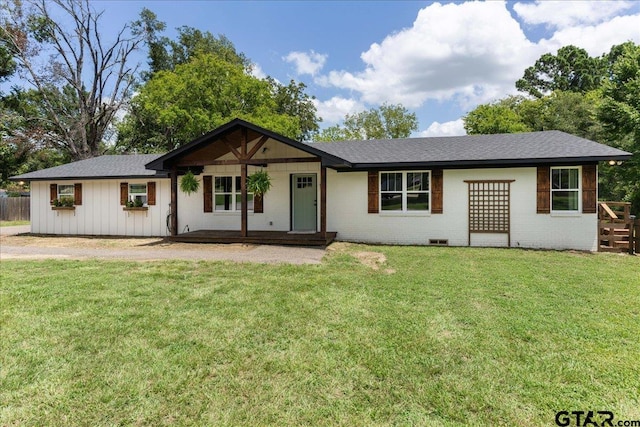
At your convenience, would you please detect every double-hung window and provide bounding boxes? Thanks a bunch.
[551,167,580,212]
[214,176,253,212]
[129,183,148,206]
[57,184,75,201]
[380,171,430,212]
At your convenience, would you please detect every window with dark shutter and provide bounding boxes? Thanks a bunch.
[367,171,379,213]
[147,182,156,206]
[74,183,82,205]
[536,166,550,214]
[254,194,264,213]
[120,182,128,205]
[203,176,212,212]
[431,169,443,214]
[582,164,597,214]
[50,183,57,204]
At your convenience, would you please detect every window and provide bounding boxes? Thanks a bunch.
[214,176,253,212]
[129,183,147,206]
[551,167,580,211]
[57,184,75,201]
[380,171,430,212]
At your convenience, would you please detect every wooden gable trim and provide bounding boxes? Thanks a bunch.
[203,176,213,213]
[120,182,128,205]
[147,182,156,206]
[367,171,379,214]
[431,169,443,214]
[74,183,82,206]
[246,135,269,160]
[536,166,550,214]
[582,164,597,214]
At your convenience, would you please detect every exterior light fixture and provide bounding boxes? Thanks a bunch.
[608,160,616,165]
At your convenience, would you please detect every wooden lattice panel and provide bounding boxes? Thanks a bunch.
[465,180,514,234]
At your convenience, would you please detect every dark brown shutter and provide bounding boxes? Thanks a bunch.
[147,182,156,206]
[120,182,128,205]
[74,183,82,206]
[203,175,212,213]
[367,171,379,213]
[536,166,550,214]
[582,164,597,214]
[50,183,57,204]
[431,169,443,214]
[254,194,264,213]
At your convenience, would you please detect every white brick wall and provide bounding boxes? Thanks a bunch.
[326,167,598,251]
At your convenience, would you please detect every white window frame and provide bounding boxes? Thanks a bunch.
[213,175,253,212]
[129,183,148,206]
[379,171,431,213]
[550,166,581,213]
[57,184,74,200]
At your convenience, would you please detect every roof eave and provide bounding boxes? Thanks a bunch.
[9,173,169,182]
[341,154,633,171]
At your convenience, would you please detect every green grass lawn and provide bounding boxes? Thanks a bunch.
[1,246,639,426]
[0,220,29,227]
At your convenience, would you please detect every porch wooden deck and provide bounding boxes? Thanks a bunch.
[168,230,337,246]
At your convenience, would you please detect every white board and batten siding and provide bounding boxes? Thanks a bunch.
[326,167,598,251]
[31,179,171,237]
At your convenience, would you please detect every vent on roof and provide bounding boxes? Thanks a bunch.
[429,239,449,246]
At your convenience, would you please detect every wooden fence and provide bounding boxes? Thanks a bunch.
[0,197,30,221]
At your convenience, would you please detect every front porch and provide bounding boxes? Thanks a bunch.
[168,230,337,246]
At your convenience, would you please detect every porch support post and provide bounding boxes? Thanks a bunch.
[170,165,178,236]
[320,165,327,238]
[241,163,248,237]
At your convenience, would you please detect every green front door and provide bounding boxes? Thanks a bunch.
[292,174,317,232]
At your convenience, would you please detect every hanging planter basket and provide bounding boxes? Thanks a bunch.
[247,169,272,197]
[180,170,200,195]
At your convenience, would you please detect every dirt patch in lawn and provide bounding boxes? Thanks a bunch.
[328,242,395,274]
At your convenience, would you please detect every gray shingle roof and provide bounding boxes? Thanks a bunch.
[310,130,631,168]
[11,154,167,181]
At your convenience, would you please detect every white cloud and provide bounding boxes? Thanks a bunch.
[316,1,536,108]
[419,119,466,137]
[284,50,328,76]
[538,14,640,57]
[313,96,364,124]
[249,63,267,80]
[513,0,634,29]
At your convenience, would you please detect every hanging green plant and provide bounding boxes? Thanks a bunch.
[246,169,272,196]
[180,170,200,195]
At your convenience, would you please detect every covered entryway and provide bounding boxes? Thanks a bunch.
[291,173,317,232]
[145,119,346,246]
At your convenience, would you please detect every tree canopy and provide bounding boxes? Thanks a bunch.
[1,0,144,161]
[315,103,418,141]
[466,42,640,212]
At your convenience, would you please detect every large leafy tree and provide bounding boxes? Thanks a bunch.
[117,53,303,152]
[315,103,418,141]
[463,96,532,134]
[516,45,605,98]
[1,0,144,160]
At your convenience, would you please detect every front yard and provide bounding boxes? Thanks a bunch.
[1,245,638,426]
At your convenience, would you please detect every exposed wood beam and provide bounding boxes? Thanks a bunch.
[321,166,327,238]
[241,163,248,237]
[221,136,242,159]
[245,135,269,160]
[241,128,248,158]
[176,157,319,167]
[170,166,178,236]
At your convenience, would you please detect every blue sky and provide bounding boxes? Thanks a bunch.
[93,1,640,136]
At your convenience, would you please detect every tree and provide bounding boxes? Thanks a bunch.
[598,42,640,211]
[134,8,249,80]
[117,53,303,152]
[315,103,418,141]
[516,45,605,98]
[268,78,320,141]
[1,0,144,160]
[463,96,531,134]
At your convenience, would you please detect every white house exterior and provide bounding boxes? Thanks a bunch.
[13,119,631,251]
